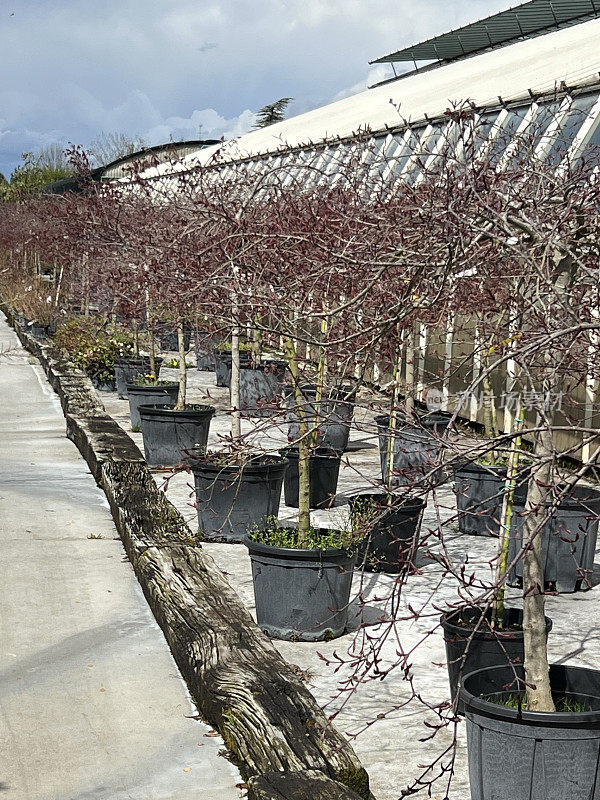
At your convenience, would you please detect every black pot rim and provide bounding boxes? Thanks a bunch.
[242,531,356,560]
[285,383,356,400]
[126,382,179,393]
[116,355,163,365]
[460,663,600,726]
[455,461,509,477]
[511,482,600,510]
[138,403,215,421]
[440,606,552,640]
[190,453,288,477]
[241,359,287,370]
[281,446,342,461]
[349,491,426,513]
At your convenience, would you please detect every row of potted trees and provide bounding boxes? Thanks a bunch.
[2,111,600,798]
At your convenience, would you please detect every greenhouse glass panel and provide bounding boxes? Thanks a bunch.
[575,106,600,166]
[390,127,426,178]
[487,106,529,166]
[543,94,598,167]
[459,111,501,164]
[408,124,447,183]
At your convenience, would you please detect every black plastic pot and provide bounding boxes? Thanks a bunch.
[114,356,163,399]
[349,492,425,573]
[244,532,357,641]
[286,384,355,453]
[91,374,116,393]
[507,483,600,592]
[214,351,252,387]
[126,383,179,430]
[238,360,288,417]
[375,414,445,489]
[191,455,288,543]
[157,326,191,352]
[29,323,48,339]
[138,404,214,467]
[454,463,511,537]
[419,410,455,434]
[281,447,342,509]
[195,330,223,371]
[461,663,600,800]
[441,606,552,713]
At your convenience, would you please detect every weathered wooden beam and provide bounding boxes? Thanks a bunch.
[3,308,371,799]
[248,770,364,800]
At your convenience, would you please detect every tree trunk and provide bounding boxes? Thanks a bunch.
[285,337,311,542]
[251,314,262,366]
[231,300,242,441]
[404,325,415,418]
[522,422,555,712]
[494,403,523,628]
[386,345,404,487]
[145,292,156,378]
[174,320,187,411]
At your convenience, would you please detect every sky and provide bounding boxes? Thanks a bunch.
[0,0,516,178]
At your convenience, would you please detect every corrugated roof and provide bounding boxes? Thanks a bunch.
[372,0,600,65]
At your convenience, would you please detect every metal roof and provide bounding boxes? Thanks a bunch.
[372,0,600,65]
[97,139,221,180]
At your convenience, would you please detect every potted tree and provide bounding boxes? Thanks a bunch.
[452,114,600,799]
[180,167,290,540]
[240,178,389,640]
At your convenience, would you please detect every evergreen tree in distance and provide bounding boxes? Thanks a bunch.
[253,97,293,128]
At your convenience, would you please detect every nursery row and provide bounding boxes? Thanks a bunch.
[2,116,600,798]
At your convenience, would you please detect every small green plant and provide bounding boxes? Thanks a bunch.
[87,533,103,539]
[132,374,176,387]
[163,358,194,369]
[484,693,590,713]
[248,516,357,550]
[216,339,253,352]
[54,317,134,382]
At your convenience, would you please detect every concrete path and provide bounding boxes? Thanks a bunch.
[0,314,242,800]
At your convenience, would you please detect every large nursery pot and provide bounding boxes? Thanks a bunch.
[375,414,445,489]
[238,360,288,417]
[244,532,357,641]
[454,462,521,537]
[419,409,455,435]
[214,350,252,387]
[191,454,288,543]
[126,382,179,430]
[460,663,600,800]
[507,483,600,592]
[90,374,116,393]
[114,356,163,399]
[157,325,191,352]
[349,492,426,573]
[441,606,552,714]
[195,330,222,371]
[286,384,355,453]
[281,446,342,509]
[28,322,48,339]
[138,403,215,467]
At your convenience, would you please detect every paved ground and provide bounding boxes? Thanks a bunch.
[0,316,242,800]
[97,356,600,800]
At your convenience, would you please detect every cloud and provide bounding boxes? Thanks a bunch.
[0,0,516,176]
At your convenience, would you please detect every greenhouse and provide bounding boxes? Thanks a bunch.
[137,0,600,187]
